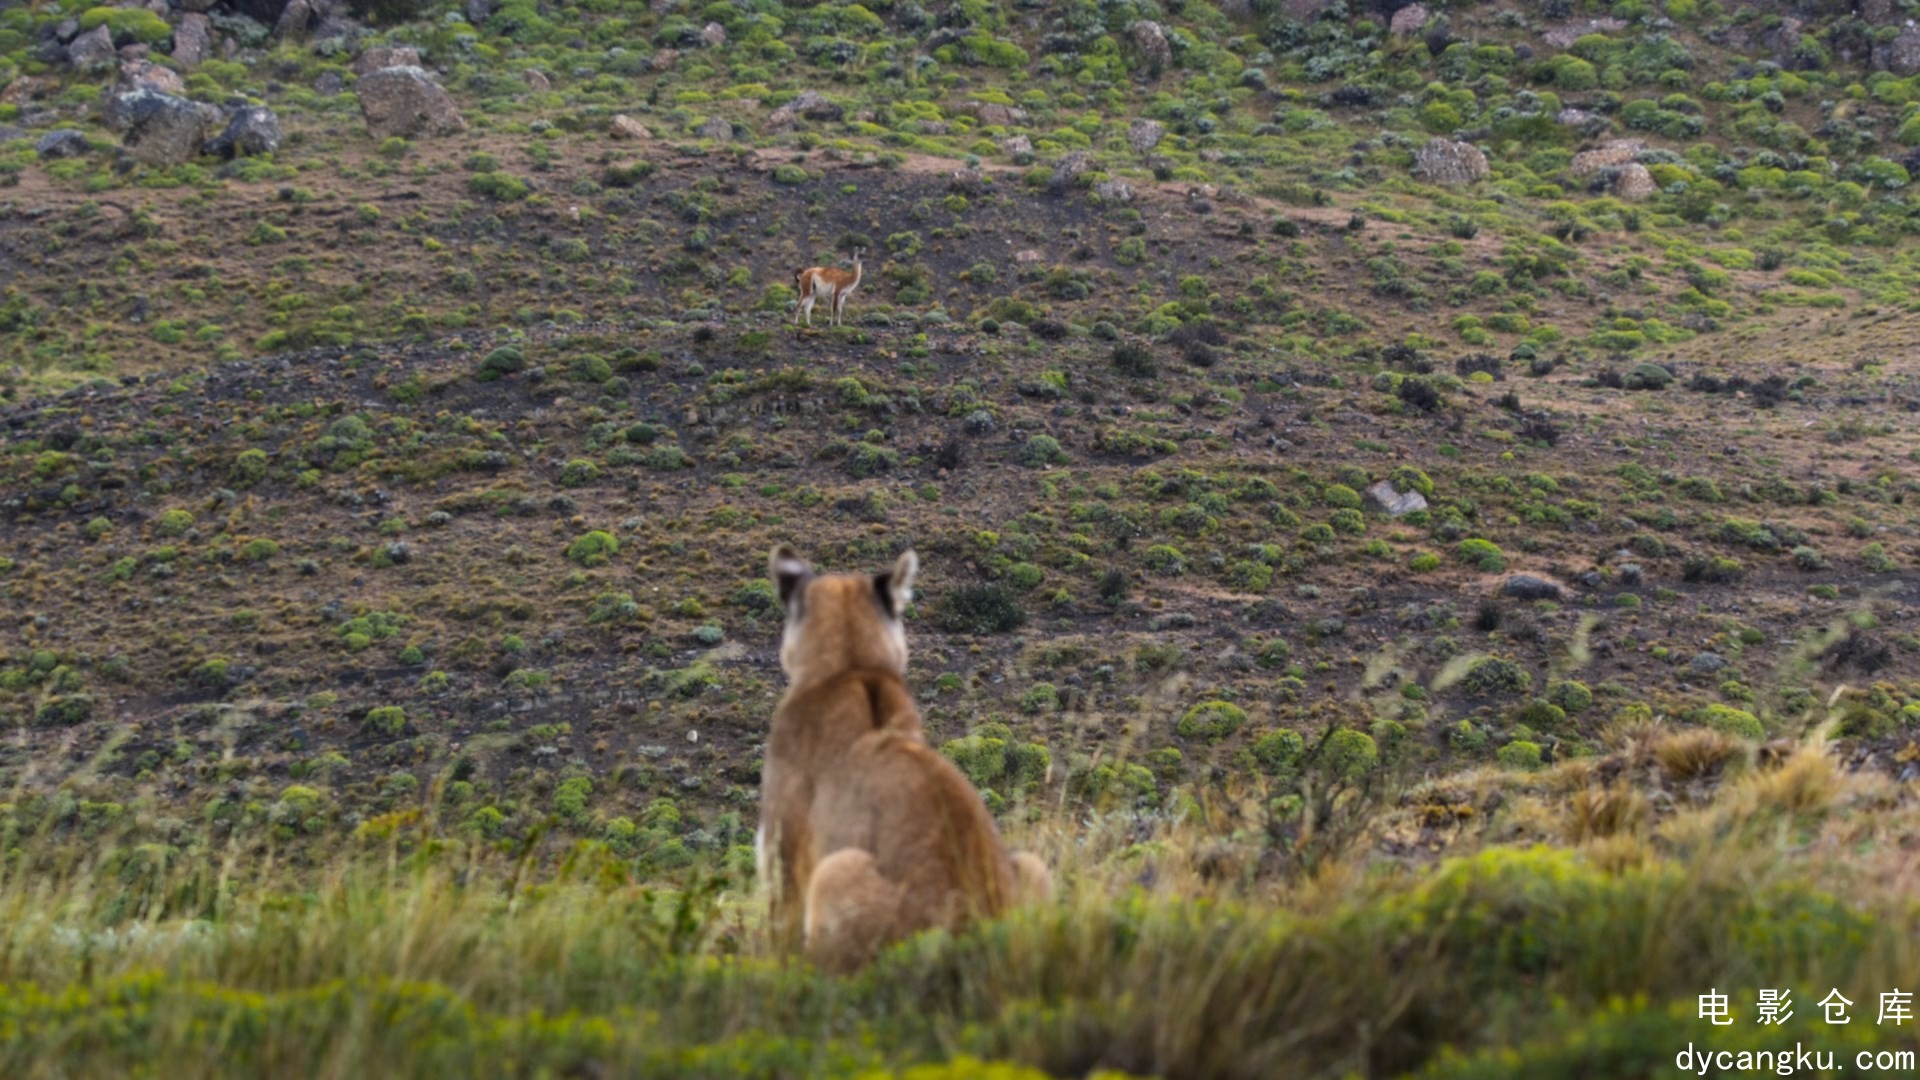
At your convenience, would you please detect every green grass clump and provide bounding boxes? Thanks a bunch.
[1177,700,1246,742]
[566,530,619,567]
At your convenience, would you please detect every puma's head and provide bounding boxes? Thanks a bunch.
[769,544,917,688]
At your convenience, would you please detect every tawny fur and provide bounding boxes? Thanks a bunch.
[792,248,863,328]
[757,544,1052,973]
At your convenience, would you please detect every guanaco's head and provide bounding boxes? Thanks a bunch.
[849,247,864,266]
[769,544,916,687]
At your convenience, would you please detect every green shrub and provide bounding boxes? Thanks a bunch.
[1455,538,1505,572]
[1496,740,1545,771]
[1547,680,1594,714]
[1320,729,1379,782]
[1178,701,1247,742]
[937,584,1027,634]
[477,346,528,380]
[363,706,407,737]
[567,531,620,567]
[469,172,531,201]
[1251,728,1304,774]
[1696,703,1763,740]
[79,6,173,45]
[941,734,1009,785]
[1020,435,1066,468]
[1462,656,1531,696]
[231,449,269,487]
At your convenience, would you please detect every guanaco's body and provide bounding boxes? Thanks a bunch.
[793,248,863,328]
[757,545,1052,972]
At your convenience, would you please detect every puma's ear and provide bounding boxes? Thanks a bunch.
[770,545,811,611]
[874,549,918,619]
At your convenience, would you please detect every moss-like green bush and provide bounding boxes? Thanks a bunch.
[1696,703,1763,740]
[1177,701,1247,742]
[567,531,620,567]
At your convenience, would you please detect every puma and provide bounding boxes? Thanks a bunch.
[756,544,1052,972]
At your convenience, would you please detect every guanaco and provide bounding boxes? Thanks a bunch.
[792,248,863,328]
[757,544,1052,972]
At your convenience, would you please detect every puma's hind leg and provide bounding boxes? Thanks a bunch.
[804,848,904,974]
[1010,851,1053,904]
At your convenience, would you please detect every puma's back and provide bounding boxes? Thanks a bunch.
[757,545,1050,971]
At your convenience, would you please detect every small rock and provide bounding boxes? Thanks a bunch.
[357,66,466,138]
[1690,652,1729,675]
[1,77,56,106]
[696,116,731,141]
[1542,18,1626,49]
[651,48,679,71]
[67,24,116,69]
[1093,179,1134,204]
[204,105,282,158]
[353,46,420,77]
[794,90,841,120]
[1502,574,1564,601]
[1129,19,1172,73]
[1570,140,1641,176]
[609,113,650,140]
[1002,134,1032,155]
[1611,162,1655,200]
[1886,26,1920,76]
[1365,480,1429,517]
[1014,249,1043,264]
[522,68,550,92]
[466,0,496,24]
[1389,3,1430,36]
[275,0,314,40]
[1128,118,1164,154]
[1413,137,1488,185]
[968,100,1026,127]
[1049,150,1091,190]
[36,129,89,160]
[171,13,213,69]
[313,70,344,95]
[698,21,726,47]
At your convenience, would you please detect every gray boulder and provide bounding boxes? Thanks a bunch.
[1365,480,1429,517]
[205,106,282,157]
[1690,652,1729,675]
[1414,138,1488,185]
[1502,574,1564,601]
[1128,118,1164,154]
[171,13,213,68]
[356,66,466,138]
[353,46,419,77]
[1389,3,1430,36]
[1887,27,1920,76]
[1129,20,1171,73]
[36,129,90,159]
[67,24,116,69]
[113,90,222,166]
[1049,150,1091,191]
